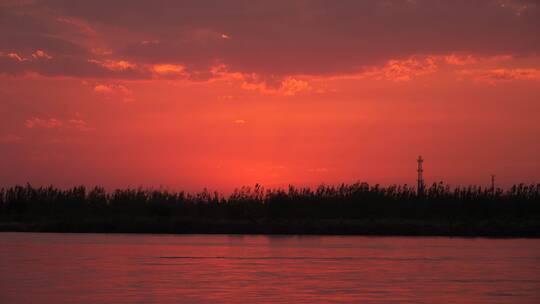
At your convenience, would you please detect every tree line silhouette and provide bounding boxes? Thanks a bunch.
[1,182,539,236]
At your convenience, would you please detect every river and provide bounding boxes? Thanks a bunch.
[1,233,539,303]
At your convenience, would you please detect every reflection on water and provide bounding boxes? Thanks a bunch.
[1,233,539,303]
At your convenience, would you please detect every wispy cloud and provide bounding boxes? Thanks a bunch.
[152,64,186,76]
[241,76,311,96]
[25,118,63,129]
[32,50,52,60]
[365,57,438,82]
[1,1,538,80]
[458,68,540,84]
[2,52,27,62]
[88,59,136,71]
[327,53,517,82]
[497,0,530,16]
[94,83,131,94]
[93,84,114,93]
[66,119,94,131]
[25,117,94,131]
[56,17,97,35]
[93,83,134,102]
[280,78,310,96]
[442,54,512,65]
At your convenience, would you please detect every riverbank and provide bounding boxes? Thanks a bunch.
[2,217,539,237]
[2,183,539,237]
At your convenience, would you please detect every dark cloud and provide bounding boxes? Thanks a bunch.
[1,0,539,78]
[0,55,151,78]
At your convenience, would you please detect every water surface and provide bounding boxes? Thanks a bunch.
[1,233,539,303]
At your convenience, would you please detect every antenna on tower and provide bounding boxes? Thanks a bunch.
[417,155,424,196]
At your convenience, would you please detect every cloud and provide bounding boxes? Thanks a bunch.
[92,83,134,102]
[106,0,540,77]
[66,119,94,131]
[328,53,517,82]
[25,118,63,129]
[88,59,136,71]
[93,83,131,94]
[219,95,234,100]
[0,7,146,79]
[141,40,160,45]
[4,52,27,62]
[442,53,513,65]
[497,0,531,16]
[444,54,478,65]
[375,57,438,81]
[152,64,186,76]
[1,1,539,79]
[241,75,311,95]
[0,54,147,79]
[56,17,97,36]
[458,68,540,84]
[25,117,94,131]
[234,119,246,124]
[93,84,113,93]
[32,49,52,60]
[279,78,310,95]
[334,56,439,82]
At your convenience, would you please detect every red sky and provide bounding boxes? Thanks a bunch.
[1,0,539,191]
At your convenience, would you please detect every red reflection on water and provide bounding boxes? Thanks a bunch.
[1,233,539,303]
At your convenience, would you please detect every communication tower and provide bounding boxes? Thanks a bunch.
[491,174,496,195]
[417,155,424,196]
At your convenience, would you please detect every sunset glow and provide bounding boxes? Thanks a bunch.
[1,0,539,191]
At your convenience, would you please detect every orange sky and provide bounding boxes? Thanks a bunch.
[1,0,539,191]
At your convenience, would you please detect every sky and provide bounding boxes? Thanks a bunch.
[1,0,539,191]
